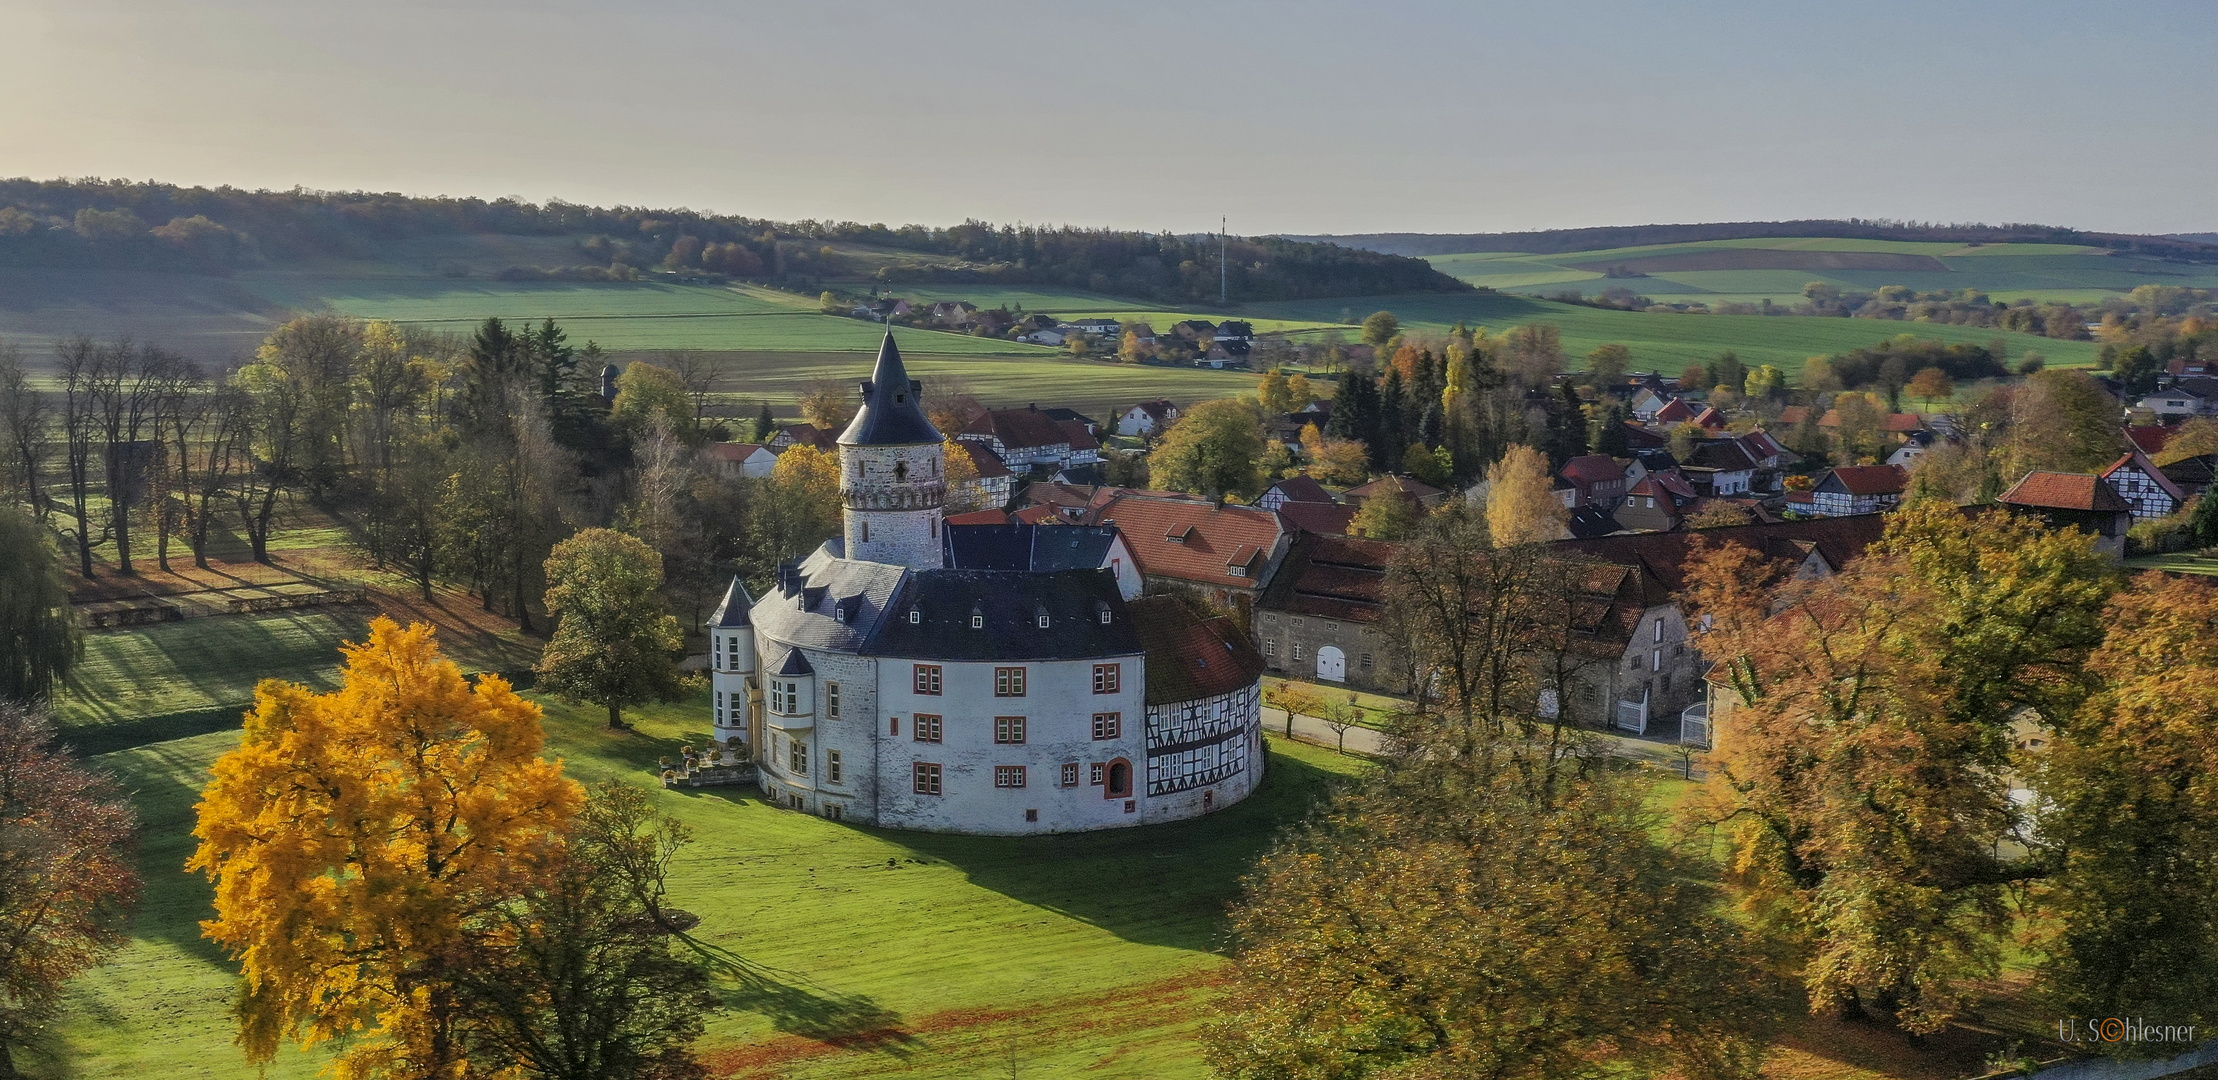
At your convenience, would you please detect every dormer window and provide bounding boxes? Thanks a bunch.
[1036,606,1051,629]
[971,607,985,629]
[908,608,920,625]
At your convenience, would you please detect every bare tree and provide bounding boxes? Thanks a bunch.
[660,352,722,435]
[91,343,182,575]
[54,338,105,578]
[0,347,51,519]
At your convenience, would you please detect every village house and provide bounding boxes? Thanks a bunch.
[950,440,1015,511]
[1088,493,1292,617]
[1554,454,1629,510]
[769,423,840,453]
[706,441,778,480]
[1064,317,1122,340]
[1258,474,1334,511]
[1680,439,1758,496]
[1616,470,1701,532]
[2136,377,2218,421]
[2098,450,2186,521]
[1255,534,1407,693]
[1115,399,1181,437]
[959,405,1102,475]
[1998,471,2135,557]
[928,300,977,327]
[1808,464,1907,517]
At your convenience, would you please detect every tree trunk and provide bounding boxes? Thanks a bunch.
[607,701,623,730]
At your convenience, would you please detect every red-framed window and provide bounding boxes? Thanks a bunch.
[994,716,1027,744]
[1092,664,1120,694]
[914,664,942,695]
[1091,712,1121,740]
[993,765,1026,788]
[913,714,943,743]
[994,666,1027,697]
[913,762,942,795]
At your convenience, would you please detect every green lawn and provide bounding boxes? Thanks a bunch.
[53,610,540,756]
[2124,552,2218,577]
[1247,293,2104,376]
[45,693,1369,1080]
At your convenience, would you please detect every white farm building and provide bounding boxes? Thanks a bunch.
[707,333,1266,834]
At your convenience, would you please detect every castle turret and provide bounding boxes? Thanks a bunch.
[837,332,946,569]
[707,576,756,752]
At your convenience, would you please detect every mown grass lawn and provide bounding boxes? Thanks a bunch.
[659,349,1265,416]
[45,686,1370,1080]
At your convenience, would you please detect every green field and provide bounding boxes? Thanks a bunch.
[1247,291,2103,376]
[1426,236,2218,306]
[53,610,540,756]
[45,632,1372,1080]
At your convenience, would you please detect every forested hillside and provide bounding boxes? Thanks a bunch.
[1291,219,2218,261]
[0,178,1465,303]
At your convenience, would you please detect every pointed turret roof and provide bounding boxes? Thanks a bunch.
[709,576,754,628]
[839,332,942,446]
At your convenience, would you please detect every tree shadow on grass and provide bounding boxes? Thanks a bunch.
[681,936,919,1056]
[879,744,1359,954]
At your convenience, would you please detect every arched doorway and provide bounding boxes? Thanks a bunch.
[1105,759,1132,798]
[1317,645,1346,683]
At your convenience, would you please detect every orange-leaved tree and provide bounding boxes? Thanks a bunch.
[1681,502,2114,1032]
[190,617,583,1080]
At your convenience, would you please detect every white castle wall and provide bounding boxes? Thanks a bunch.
[709,625,755,754]
[871,655,1149,834]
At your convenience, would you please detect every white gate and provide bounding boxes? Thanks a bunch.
[1316,645,1346,683]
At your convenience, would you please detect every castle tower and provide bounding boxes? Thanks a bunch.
[837,332,946,569]
[707,576,757,753]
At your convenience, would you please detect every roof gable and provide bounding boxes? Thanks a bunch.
[2000,471,2133,513]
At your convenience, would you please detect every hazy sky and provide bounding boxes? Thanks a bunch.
[7,0,2214,236]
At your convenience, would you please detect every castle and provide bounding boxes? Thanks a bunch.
[707,333,1266,833]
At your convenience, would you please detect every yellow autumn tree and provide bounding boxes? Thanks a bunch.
[1299,423,1370,486]
[190,618,583,1080]
[1486,444,1568,547]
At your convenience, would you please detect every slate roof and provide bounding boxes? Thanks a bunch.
[1999,471,2133,513]
[709,577,754,628]
[1567,506,1622,539]
[863,568,1140,662]
[839,333,942,446]
[1041,407,1099,430]
[1126,596,1266,705]
[1092,494,1286,589]
[772,648,814,676]
[943,523,1121,573]
[1548,515,1890,592]
[1259,533,1396,624]
[749,546,910,654]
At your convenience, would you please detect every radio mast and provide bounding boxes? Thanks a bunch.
[1220,216,1228,304]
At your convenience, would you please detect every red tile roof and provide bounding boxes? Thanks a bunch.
[1012,504,1066,525]
[1268,474,1334,504]
[958,440,1012,478]
[1259,534,1398,624]
[1692,406,1727,429]
[1275,501,1356,536]
[1655,398,1695,422]
[945,509,1011,526]
[2127,426,2172,455]
[1056,418,1099,452]
[964,406,1072,450]
[1127,596,1267,704]
[1779,406,1813,425]
[1548,515,1889,592]
[1559,454,1626,486]
[1824,465,1908,496]
[1093,495,1287,589]
[2000,471,2133,513]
